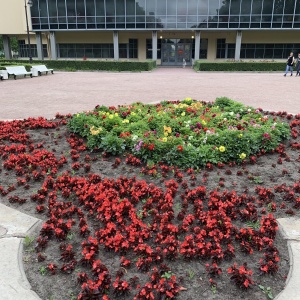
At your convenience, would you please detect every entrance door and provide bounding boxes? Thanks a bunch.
[161,39,192,66]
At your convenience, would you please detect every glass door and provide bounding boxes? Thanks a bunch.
[161,39,192,66]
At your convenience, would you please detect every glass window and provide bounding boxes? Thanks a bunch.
[127,0,136,15]
[96,0,105,15]
[129,39,138,58]
[167,0,176,15]
[67,0,76,25]
[146,38,162,59]
[216,38,226,58]
[85,0,96,17]
[198,0,208,14]
[157,0,167,16]
[116,0,125,15]
[240,0,252,14]
[273,0,284,14]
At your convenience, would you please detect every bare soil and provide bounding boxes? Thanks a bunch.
[1,113,299,300]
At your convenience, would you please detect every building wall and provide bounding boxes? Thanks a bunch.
[0,0,29,35]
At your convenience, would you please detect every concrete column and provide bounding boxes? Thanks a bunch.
[113,31,119,60]
[194,31,201,61]
[49,31,57,60]
[234,30,242,61]
[35,32,44,60]
[152,31,157,61]
[2,35,12,60]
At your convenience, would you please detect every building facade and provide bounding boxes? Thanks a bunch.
[1,0,300,65]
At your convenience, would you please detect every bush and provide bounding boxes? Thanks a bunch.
[0,59,156,72]
[193,61,286,72]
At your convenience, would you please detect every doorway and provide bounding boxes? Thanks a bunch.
[161,39,192,66]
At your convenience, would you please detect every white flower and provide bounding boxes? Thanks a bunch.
[229,112,234,116]
[132,135,138,141]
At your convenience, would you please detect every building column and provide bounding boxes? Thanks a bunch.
[3,35,12,60]
[152,31,157,61]
[113,31,119,60]
[194,31,201,61]
[234,30,242,61]
[49,32,57,60]
[36,32,44,60]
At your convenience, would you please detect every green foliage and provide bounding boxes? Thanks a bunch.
[246,220,260,229]
[23,235,35,248]
[68,98,290,169]
[161,271,174,279]
[0,59,156,72]
[259,285,273,299]
[194,61,287,72]
[39,266,47,276]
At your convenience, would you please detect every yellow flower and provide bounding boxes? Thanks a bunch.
[239,134,243,138]
[219,146,226,152]
[239,153,246,159]
[185,97,192,101]
[122,119,130,124]
[162,137,167,142]
[109,115,114,119]
[90,126,102,136]
[202,120,207,125]
[163,126,172,134]
[181,112,186,116]
[114,113,119,116]
[131,112,136,116]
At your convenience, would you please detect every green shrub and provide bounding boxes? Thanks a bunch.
[0,59,156,72]
[193,61,286,72]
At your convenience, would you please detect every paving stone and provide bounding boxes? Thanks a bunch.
[275,242,300,300]
[0,203,40,236]
[0,237,40,300]
[277,217,300,241]
[0,225,7,237]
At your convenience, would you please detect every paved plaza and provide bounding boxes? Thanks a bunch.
[1,68,300,120]
[1,68,300,299]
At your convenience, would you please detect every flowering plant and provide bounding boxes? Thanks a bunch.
[68,98,289,168]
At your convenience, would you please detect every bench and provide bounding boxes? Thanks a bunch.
[0,74,3,81]
[5,66,32,80]
[31,65,54,76]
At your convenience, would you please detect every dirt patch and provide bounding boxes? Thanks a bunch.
[0,115,298,300]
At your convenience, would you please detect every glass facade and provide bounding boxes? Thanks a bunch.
[18,40,48,58]
[31,0,300,31]
[216,39,300,59]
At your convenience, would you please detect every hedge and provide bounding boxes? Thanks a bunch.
[0,59,156,72]
[193,61,287,72]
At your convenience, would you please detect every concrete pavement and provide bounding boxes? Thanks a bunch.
[0,203,41,300]
[0,68,300,299]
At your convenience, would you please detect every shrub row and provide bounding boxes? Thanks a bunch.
[0,59,156,72]
[193,61,286,72]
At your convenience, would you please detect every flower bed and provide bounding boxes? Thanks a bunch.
[1,106,299,300]
[68,98,290,168]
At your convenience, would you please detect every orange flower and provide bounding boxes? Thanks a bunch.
[177,145,184,152]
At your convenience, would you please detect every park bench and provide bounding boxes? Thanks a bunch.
[31,65,54,76]
[5,66,32,80]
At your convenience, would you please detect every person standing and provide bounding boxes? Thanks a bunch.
[296,53,300,76]
[284,52,295,76]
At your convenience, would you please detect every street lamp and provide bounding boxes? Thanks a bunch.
[24,0,33,63]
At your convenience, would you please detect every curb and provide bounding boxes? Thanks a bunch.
[275,218,300,300]
[0,203,42,300]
